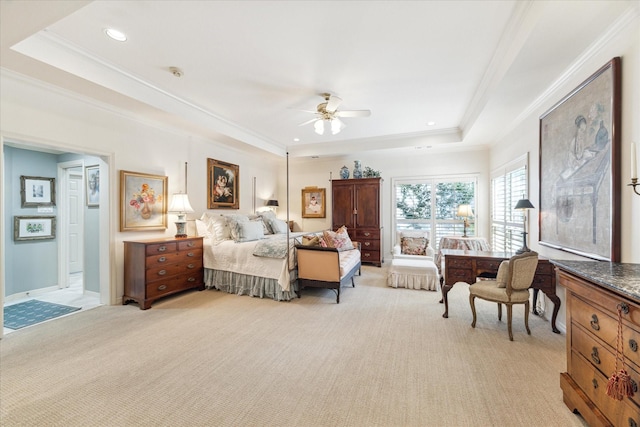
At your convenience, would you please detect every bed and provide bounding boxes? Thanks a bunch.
[198,212,304,301]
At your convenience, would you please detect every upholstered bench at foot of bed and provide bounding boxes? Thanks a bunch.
[295,245,361,303]
[387,258,439,291]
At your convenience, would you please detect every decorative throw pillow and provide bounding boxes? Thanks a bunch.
[195,219,211,239]
[268,218,289,234]
[224,214,250,241]
[301,234,321,246]
[401,237,428,255]
[323,227,354,251]
[236,220,265,242]
[200,213,231,243]
[496,260,510,288]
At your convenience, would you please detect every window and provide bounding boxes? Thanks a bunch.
[491,155,528,252]
[394,176,477,250]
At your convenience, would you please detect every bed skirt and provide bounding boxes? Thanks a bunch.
[204,268,298,301]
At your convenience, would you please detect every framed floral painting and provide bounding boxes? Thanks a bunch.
[120,170,168,231]
[207,158,239,209]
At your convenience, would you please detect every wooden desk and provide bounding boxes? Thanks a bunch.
[439,249,560,334]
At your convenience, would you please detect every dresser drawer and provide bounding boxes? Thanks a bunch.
[146,252,180,268]
[145,242,177,256]
[354,229,380,240]
[572,296,640,369]
[571,351,640,427]
[176,248,203,264]
[360,249,380,262]
[178,238,203,251]
[146,264,186,282]
[572,323,640,407]
[359,240,380,250]
[145,277,185,299]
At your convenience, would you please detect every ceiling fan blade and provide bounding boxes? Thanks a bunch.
[335,110,371,118]
[298,118,319,126]
[325,95,342,113]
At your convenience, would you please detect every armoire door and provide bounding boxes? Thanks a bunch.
[354,181,380,228]
[332,183,355,229]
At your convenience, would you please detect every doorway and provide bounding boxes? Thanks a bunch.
[1,139,113,336]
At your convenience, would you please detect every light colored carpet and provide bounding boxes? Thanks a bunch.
[1,265,586,426]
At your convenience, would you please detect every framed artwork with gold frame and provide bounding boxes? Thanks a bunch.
[207,158,239,209]
[120,170,168,231]
[301,187,326,218]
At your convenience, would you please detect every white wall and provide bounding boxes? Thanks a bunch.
[489,14,640,332]
[0,72,281,308]
[285,146,490,259]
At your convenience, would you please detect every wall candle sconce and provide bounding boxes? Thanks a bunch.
[630,142,639,196]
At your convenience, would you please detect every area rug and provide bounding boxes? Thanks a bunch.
[4,300,81,330]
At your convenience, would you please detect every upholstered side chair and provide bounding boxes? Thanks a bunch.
[468,251,539,341]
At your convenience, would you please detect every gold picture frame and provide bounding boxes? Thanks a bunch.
[120,170,168,231]
[207,158,239,209]
[301,187,326,218]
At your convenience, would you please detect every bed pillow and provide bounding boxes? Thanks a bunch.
[496,260,510,288]
[323,227,354,251]
[224,214,251,241]
[195,219,212,239]
[268,218,289,234]
[236,220,265,242]
[401,237,428,256]
[258,210,277,234]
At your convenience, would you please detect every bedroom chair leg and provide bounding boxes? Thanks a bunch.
[469,294,477,328]
[351,277,355,287]
[336,288,340,304]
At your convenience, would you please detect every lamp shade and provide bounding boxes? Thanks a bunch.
[514,198,535,210]
[266,199,279,207]
[456,204,474,218]
[168,193,194,213]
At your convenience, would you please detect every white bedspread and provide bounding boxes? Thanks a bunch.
[203,234,303,291]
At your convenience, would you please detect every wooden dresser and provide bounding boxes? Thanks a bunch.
[123,236,204,309]
[552,260,640,427]
[332,177,383,266]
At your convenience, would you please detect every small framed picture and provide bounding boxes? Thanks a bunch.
[14,216,57,241]
[20,176,56,207]
[85,165,100,207]
[120,170,168,231]
[302,187,326,218]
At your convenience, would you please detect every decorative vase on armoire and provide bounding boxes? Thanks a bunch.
[340,165,350,179]
[353,160,363,179]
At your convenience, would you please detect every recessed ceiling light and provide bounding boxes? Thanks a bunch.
[105,28,127,42]
[427,121,436,126]
[293,138,300,142]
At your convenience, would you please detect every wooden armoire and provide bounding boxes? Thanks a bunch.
[331,177,383,266]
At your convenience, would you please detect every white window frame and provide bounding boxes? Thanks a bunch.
[392,174,478,251]
[490,153,529,253]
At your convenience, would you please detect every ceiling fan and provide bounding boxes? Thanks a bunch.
[299,93,371,135]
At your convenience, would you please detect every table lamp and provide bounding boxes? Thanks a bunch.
[168,193,194,238]
[266,199,279,213]
[456,204,474,237]
[514,198,535,254]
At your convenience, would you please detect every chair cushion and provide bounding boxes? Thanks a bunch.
[469,280,530,303]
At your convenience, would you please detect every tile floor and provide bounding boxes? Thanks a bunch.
[3,273,101,335]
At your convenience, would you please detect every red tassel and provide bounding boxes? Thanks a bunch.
[606,370,634,400]
[606,304,635,400]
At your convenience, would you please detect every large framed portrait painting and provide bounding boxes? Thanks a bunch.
[539,57,620,262]
[207,158,239,209]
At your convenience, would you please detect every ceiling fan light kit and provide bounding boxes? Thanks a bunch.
[301,93,370,136]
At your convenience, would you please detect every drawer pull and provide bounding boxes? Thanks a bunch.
[187,277,196,282]
[158,285,167,291]
[158,256,166,263]
[187,252,195,257]
[364,232,370,236]
[618,302,630,315]
[592,378,598,389]
[631,379,639,394]
[590,314,600,331]
[364,253,370,257]
[630,339,638,352]
[158,270,167,276]
[591,347,600,365]
[630,418,638,427]
[187,264,195,269]
[364,242,371,246]
[158,246,167,252]
[187,242,195,247]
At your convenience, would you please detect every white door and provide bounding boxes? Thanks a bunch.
[68,169,84,275]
